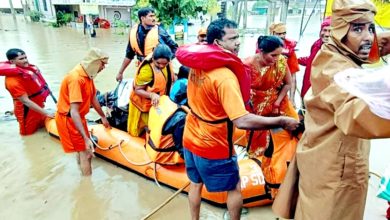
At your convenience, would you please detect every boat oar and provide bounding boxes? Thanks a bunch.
[142,181,190,220]
[46,84,57,104]
[49,88,57,104]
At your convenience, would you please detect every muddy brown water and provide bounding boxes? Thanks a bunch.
[0,14,388,220]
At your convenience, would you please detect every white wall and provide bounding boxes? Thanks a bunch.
[37,0,56,18]
[0,0,23,9]
[104,6,130,25]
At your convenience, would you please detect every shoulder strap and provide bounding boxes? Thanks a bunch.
[189,107,234,158]
[129,24,143,56]
[144,25,159,56]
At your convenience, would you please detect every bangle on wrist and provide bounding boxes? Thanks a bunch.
[273,103,280,108]
[149,92,153,99]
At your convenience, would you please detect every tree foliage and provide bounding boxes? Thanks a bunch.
[133,0,220,27]
[149,0,198,26]
[131,0,151,22]
[196,0,220,16]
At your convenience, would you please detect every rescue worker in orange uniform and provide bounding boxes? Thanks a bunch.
[176,18,300,220]
[55,48,111,176]
[269,22,300,107]
[116,7,178,82]
[1,48,54,135]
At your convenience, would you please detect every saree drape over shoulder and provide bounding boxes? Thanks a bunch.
[244,55,299,199]
[244,55,298,156]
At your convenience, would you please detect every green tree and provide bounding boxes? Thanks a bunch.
[29,10,43,22]
[131,0,151,22]
[196,0,220,16]
[149,0,197,26]
[133,0,219,27]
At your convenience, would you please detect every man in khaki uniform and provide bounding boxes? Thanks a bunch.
[274,0,390,219]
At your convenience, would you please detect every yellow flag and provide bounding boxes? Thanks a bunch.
[324,0,390,28]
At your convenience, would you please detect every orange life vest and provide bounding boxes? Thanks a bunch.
[1,61,49,101]
[0,61,29,77]
[129,24,159,58]
[261,128,299,199]
[130,59,174,112]
[145,95,185,164]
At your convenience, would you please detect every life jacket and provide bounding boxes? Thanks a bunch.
[1,61,49,101]
[129,24,159,59]
[282,39,300,74]
[145,95,185,164]
[176,43,251,109]
[282,39,297,57]
[130,58,174,112]
[1,61,33,77]
[261,128,299,198]
[177,44,251,159]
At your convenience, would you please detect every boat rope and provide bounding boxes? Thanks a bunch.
[117,140,153,166]
[89,128,153,166]
[153,162,162,188]
[91,137,124,151]
[141,181,190,220]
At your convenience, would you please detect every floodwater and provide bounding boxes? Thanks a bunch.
[0,14,389,220]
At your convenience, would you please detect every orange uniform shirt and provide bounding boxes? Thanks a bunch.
[57,64,96,118]
[55,64,96,153]
[183,67,248,159]
[283,39,300,74]
[287,51,300,74]
[5,75,47,135]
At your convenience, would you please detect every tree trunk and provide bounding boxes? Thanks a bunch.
[20,0,27,22]
[280,0,289,23]
[243,0,248,28]
[237,1,243,27]
[233,0,239,22]
[266,0,276,34]
[9,0,17,20]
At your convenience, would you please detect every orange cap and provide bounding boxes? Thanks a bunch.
[198,27,207,36]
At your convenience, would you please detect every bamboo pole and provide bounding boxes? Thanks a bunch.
[142,181,190,220]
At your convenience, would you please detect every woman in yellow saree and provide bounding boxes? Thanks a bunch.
[128,44,174,136]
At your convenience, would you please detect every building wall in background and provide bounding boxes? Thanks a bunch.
[0,0,23,9]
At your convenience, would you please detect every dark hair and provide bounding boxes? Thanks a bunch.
[206,18,238,44]
[177,66,189,79]
[138,7,155,22]
[257,35,284,53]
[152,44,172,61]
[6,48,25,60]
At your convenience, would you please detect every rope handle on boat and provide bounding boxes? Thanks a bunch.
[89,128,153,166]
[92,138,124,151]
[117,140,153,166]
[90,129,124,151]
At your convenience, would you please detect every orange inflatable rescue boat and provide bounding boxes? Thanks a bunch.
[45,96,278,208]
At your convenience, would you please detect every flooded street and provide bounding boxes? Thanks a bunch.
[0,14,389,220]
